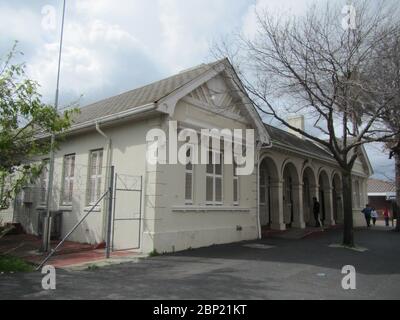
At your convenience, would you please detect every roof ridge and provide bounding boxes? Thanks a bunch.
[264,122,333,160]
[265,123,324,146]
[78,60,221,111]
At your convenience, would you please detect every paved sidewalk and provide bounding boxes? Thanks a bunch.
[1,227,399,300]
[0,234,144,270]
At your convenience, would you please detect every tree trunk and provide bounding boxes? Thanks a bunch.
[395,152,400,232]
[342,170,355,247]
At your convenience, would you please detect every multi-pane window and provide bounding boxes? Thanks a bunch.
[185,148,194,204]
[88,149,103,205]
[39,160,50,204]
[62,154,75,205]
[233,160,239,206]
[260,170,266,205]
[206,150,223,205]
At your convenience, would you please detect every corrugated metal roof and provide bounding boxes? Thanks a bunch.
[71,61,220,125]
[67,59,345,167]
[266,124,333,159]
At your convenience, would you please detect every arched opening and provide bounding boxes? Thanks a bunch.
[302,167,317,226]
[282,162,301,228]
[259,157,280,229]
[319,170,334,226]
[332,173,344,224]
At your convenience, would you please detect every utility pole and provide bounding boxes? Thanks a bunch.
[42,0,67,252]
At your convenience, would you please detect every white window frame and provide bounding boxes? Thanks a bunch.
[39,159,50,204]
[206,150,224,206]
[88,149,103,205]
[184,147,194,205]
[61,154,75,205]
[233,160,239,206]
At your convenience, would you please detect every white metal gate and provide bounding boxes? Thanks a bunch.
[112,173,143,251]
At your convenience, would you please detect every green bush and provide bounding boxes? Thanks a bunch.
[149,249,160,257]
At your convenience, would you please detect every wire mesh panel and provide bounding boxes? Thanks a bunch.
[112,173,143,251]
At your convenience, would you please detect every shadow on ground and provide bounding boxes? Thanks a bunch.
[169,227,400,276]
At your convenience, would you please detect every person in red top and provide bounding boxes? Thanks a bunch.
[384,207,391,227]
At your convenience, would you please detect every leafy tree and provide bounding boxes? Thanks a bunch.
[0,44,75,210]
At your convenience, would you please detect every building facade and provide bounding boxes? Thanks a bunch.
[1,59,372,254]
[368,178,396,219]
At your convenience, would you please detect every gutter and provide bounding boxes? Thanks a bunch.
[95,122,113,242]
[69,103,158,135]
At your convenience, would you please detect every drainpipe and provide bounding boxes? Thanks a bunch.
[96,122,113,242]
[256,141,263,240]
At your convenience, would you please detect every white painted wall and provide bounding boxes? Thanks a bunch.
[152,95,259,253]
[13,116,161,253]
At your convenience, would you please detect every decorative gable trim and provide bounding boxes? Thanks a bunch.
[181,96,249,125]
[358,146,374,177]
[188,84,213,105]
[156,59,271,146]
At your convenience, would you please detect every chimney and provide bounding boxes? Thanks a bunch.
[287,116,305,139]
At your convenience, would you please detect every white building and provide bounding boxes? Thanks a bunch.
[1,59,373,254]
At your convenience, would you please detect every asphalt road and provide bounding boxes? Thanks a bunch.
[1,227,399,300]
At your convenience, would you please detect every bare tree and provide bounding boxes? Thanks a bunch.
[213,0,400,246]
[368,27,400,231]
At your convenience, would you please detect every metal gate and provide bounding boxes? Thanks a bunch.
[112,173,143,251]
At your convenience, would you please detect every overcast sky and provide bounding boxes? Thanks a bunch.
[0,0,394,180]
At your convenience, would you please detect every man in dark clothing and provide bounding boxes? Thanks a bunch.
[313,197,321,227]
[362,204,373,228]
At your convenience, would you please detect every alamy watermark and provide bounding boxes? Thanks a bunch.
[341,4,357,30]
[41,265,56,290]
[146,121,255,176]
[41,5,57,31]
[341,265,356,290]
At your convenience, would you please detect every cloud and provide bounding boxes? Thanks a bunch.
[0,0,395,180]
[365,144,395,180]
[27,17,161,107]
[156,0,249,72]
[1,0,249,106]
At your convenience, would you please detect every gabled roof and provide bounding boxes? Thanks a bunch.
[265,124,333,159]
[368,179,396,194]
[72,61,221,126]
[69,59,271,145]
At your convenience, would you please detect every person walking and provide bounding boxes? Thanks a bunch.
[313,197,321,228]
[384,207,390,227]
[371,208,379,226]
[362,204,373,228]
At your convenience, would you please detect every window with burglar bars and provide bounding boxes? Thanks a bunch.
[88,149,103,205]
[39,159,50,204]
[185,148,194,204]
[206,150,223,205]
[62,154,75,205]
